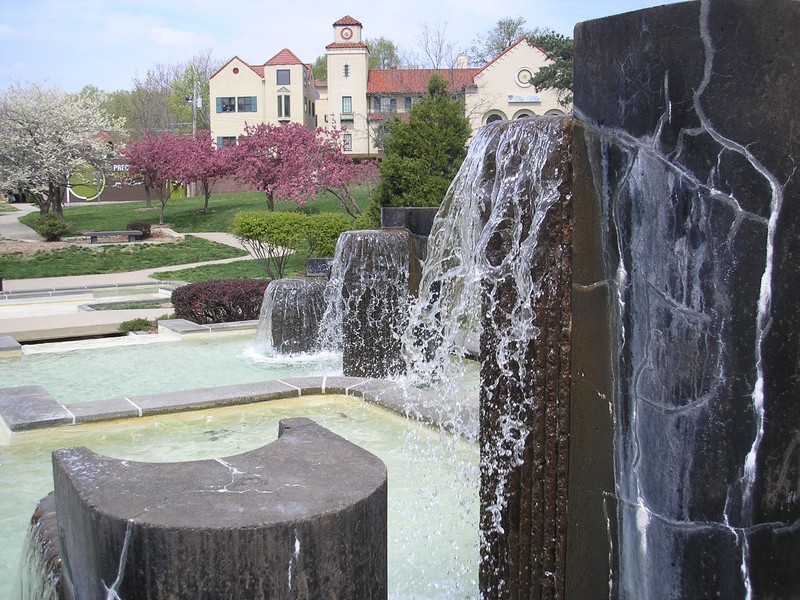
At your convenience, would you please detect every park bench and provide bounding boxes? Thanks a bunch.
[86,230,143,244]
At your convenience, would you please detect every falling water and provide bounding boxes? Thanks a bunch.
[255,278,327,355]
[401,116,573,597]
[318,229,417,378]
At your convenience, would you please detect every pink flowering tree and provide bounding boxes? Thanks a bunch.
[233,123,375,217]
[168,130,236,214]
[123,132,183,224]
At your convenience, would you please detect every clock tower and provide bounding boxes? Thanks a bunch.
[326,16,370,155]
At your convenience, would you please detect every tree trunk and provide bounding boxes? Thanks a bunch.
[266,191,275,211]
[50,182,64,220]
[202,179,211,213]
[144,183,152,209]
[36,191,50,216]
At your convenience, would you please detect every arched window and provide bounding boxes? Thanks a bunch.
[484,111,507,125]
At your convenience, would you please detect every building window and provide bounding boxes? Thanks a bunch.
[343,133,353,151]
[486,114,503,124]
[278,95,290,119]
[404,97,412,111]
[342,96,352,114]
[277,69,291,85]
[373,97,382,112]
[237,96,257,112]
[389,98,397,112]
[216,136,236,148]
[343,64,350,78]
[216,97,235,113]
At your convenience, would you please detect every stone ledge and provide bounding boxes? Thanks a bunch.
[0,333,21,357]
[0,375,473,436]
[0,385,74,431]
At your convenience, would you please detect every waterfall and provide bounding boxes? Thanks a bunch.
[401,115,573,597]
[318,229,418,378]
[14,494,61,600]
[255,278,327,355]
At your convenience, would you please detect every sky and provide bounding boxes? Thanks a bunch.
[0,0,685,93]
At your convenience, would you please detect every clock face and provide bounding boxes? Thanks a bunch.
[342,27,353,40]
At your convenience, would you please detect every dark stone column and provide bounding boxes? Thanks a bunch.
[572,0,800,596]
[479,117,573,599]
[53,417,387,599]
[258,278,326,354]
[333,229,421,378]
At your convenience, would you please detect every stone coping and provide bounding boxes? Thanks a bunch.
[0,281,180,302]
[0,376,477,439]
[0,333,21,357]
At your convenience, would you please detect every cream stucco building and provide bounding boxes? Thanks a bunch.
[210,15,568,156]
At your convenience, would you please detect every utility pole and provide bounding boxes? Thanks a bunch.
[192,78,198,138]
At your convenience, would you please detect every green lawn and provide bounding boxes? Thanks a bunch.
[0,235,247,279]
[6,188,367,282]
[19,187,371,234]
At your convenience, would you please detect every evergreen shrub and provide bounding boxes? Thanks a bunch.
[36,214,71,241]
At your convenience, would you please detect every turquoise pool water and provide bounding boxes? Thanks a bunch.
[3,395,479,598]
[0,333,342,404]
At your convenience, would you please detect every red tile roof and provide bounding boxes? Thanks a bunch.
[265,48,305,66]
[367,68,481,94]
[334,15,362,26]
[325,42,369,50]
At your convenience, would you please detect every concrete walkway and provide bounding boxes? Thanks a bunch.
[0,200,43,240]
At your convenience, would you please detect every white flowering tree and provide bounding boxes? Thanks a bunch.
[0,83,122,218]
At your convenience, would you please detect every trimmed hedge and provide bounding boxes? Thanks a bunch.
[305,213,352,258]
[171,279,270,324]
[126,221,152,239]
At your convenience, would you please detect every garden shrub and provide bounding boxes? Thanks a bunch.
[171,279,270,324]
[119,317,156,333]
[305,213,352,258]
[36,214,71,241]
[231,211,308,278]
[126,221,152,239]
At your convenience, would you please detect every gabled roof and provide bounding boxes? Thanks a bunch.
[265,48,305,66]
[334,15,362,26]
[210,55,265,79]
[368,68,481,94]
[475,36,549,78]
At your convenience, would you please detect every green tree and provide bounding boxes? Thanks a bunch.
[468,17,529,65]
[367,74,471,226]
[231,211,308,278]
[168,51,221,135]
[527,30,574,107]
[312,56,327,82]
[366,37,401,70]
